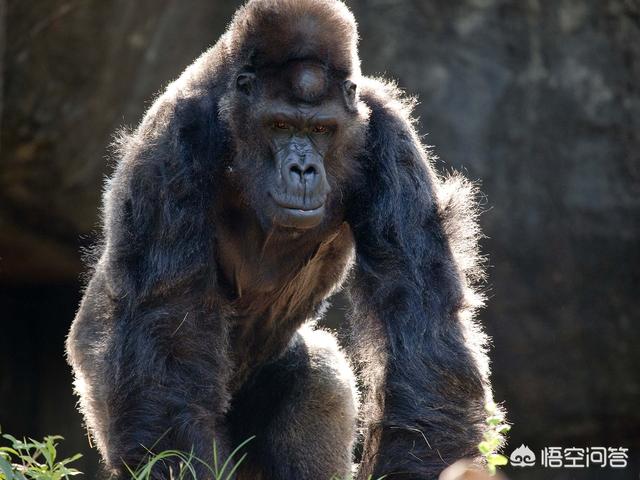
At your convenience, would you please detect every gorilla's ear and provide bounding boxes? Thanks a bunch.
[342,80,357,109]
[236,72,256,96]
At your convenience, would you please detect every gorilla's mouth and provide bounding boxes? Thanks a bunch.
[269,193,326,229]
[269,192,326,211]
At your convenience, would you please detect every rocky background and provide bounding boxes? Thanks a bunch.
[1,1,638,478]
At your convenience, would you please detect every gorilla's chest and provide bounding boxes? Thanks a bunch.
[226,222,355,380]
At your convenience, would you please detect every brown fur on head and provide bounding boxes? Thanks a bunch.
[226,0,360,78]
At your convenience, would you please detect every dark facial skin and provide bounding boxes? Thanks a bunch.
[229,61,358,234]
[263,102,335,229]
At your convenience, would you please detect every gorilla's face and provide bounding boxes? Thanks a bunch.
[228,61,363,233]
[260,102,336,230]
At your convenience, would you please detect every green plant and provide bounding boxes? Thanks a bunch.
[127,439,384,480]
[0,434,82,480]
[478,402,510,475]
[0,431,385,480]
[124,437,254,480]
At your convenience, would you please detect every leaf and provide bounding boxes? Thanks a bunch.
[488,454,508,466]
[59,454,82,466]
[486,416,503,426]
[478,442,492,455]
[496,424,511,434]
[44,436,59,467]
[217,436,254,478]
[0,456,15,480]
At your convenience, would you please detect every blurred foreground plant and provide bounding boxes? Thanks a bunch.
[477,402,510,475]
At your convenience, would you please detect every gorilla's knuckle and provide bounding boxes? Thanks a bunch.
[298,328,357,408]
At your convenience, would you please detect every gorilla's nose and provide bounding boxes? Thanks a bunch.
[288,162,318,185]
[284,156,323,192]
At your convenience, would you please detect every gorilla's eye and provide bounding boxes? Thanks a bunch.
[273,121,290,130]
[312,125,329,134]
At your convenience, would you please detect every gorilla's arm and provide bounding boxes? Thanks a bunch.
[348,79,492,480]
[69,87,233,477]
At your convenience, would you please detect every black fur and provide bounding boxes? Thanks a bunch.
[66,1,498,479]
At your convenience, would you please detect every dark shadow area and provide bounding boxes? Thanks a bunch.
[0,283,101,475]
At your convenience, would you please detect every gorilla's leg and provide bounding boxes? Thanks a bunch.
[228,325,357,480]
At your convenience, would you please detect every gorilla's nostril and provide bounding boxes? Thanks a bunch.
[290,165,303,179]
[303,165,317,177]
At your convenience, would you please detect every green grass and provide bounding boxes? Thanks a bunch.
[0,432,383,480]
[124,436,253,480]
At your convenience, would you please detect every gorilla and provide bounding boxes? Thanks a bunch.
[66,1,499,479]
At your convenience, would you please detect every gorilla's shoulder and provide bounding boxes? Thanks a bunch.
[357,76,421,152]
[359,77,418,122]
[116,61,230,173]
[127,44,230,145]
[360,77,417,141]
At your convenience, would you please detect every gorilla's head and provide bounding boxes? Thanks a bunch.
[218,1,367,235]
